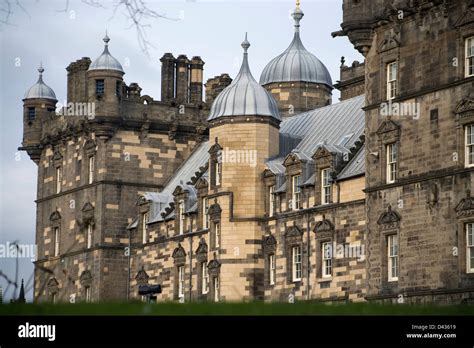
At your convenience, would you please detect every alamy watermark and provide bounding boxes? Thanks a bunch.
[0,242,37,261]
[56,100,96,119]
[219,148,257,168]
[380,100,420,120]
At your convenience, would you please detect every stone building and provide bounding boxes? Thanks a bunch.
[21,0,474,304]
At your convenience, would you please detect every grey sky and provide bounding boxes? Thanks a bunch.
[0,0,362,302]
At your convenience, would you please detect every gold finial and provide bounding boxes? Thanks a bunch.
[296,0,300,9]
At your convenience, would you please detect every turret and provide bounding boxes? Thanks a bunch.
[206,34,280,300]
[87,32,124,120]
[21,63,57,164]
[259,1,333,117]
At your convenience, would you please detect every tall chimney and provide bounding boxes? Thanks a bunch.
[160,53,175,102]
[189,56,204,103]
[175,54,190,104]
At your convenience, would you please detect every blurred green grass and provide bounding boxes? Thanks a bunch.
[1,301,473,316]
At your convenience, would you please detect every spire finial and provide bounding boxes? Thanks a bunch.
[292,0,304,33]
[38,62,44,75]
[103,30,110,45]
[241,32,250,53]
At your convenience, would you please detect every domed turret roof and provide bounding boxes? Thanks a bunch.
[89,33,124,73]
[208,34,280,121]
[24,64,57,100]
[259,3,332,88]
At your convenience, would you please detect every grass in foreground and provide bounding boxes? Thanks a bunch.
[1,301,473,316]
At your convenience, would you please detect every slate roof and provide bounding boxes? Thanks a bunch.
[130,95,365,228]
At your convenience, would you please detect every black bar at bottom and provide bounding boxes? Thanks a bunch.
[0,315,472,346]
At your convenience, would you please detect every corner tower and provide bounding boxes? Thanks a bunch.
[207,34,280,300]
[260,1,333,117]
[21,64,57,163]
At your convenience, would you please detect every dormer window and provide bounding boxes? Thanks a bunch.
[95,80,105,95]
[466,37,474,78]
[465,124,474,168]
[27,107,36,122]
[178,200,185,235]
[291,175,301,210]
[386,61,398,100]
[321,168,331,205]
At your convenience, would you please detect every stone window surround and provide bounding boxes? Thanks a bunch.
[263,173,277,217]
[195,237,209,298]
[455,195,474,277]
[455,103,474,169]
[285,225,304,284]
[172,243,187,301]
[313,217,335,282]
[196,180,209,230]
[458,24,474,79]
[285,160,303,212]
[207,254,221,302]
[378,41,399,103]
[313,147,334,206]
[208,200,222,251]
[377,205,401,291]
[380,229,400,289]
[49,211,61,258]
[208,138,222,190]
[262,233,277,288]
[47,278,59,302]
[377,120,401,186]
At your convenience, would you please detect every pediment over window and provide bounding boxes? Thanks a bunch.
[49,210,62,222]
[195,237,208,255]
[208,200,222,223]
[455,97,474,121]
[82,202,94,214]
[378,27,400,53]
[135,267,149,286]
[315,218,334,233]
[312,146,332,161]
[208,137,222,155]
[84,138,97,155]
[454,3,474,28]
[172,243,187,264]
[195,176,208,189]
[263,233,277,247]
[377,205,401,230]
[285,224,303,244]
[455,195,474,218]
[263,233,277,253]
[52,149,63,162]
[376,120,400,143]
[283,152,301,167]
[207,253,221,276]
[47,278,59,292]
[263,168,276,179]
[79,270,92,287]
